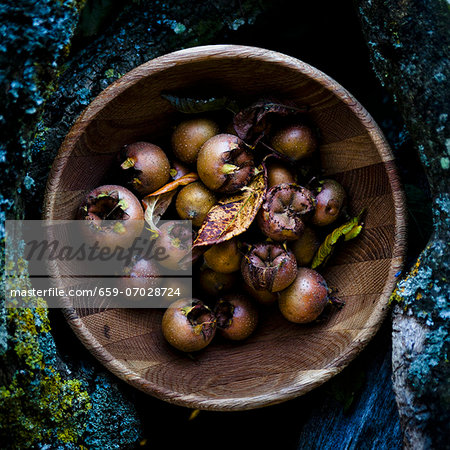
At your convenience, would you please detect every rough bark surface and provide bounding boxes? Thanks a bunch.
[0,1,267,448]
[358,1,450,449]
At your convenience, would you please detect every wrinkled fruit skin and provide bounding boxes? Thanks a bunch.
[215,294,258,341]
[119,142,170,195]
[198,267,237,297]
[270,122,317,161]
[156,221,192,271]
[311,179,346,227]
[77,184,144,249]
[278,268,329,323]
[162,298,216,352]
[175,181,216,227]
[266,160,296,188]
[197,133,255,194]
[241,242,297,293]
[204,238,241,273]
[172,118,220,164]
[290,226,321,266]
[257,183,316,241]
[118,257,161,295]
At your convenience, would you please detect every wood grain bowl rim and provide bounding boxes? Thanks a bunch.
[43,45,407,411]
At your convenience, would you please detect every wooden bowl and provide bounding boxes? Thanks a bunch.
[44,45,406,411]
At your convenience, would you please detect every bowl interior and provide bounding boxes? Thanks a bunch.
[45,46,405,410]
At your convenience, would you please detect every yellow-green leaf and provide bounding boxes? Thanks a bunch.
[311,211,364,269]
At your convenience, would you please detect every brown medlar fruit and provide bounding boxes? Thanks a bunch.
[119,142,170,195]
[278,268,329,323]
[290,226,321,266]
[311,179,346,227]
[204,238,241,273]
[162,298,216,352]
[215,294,258,341]
[77,184,144,249]
[197,133,255,193]
[118,257,161,295]
[266,160,296,188]
[270,122,317,161]
[198,267,237,297]
[257,183,316,241]
[241,242,297,293]
[243,282,278,305]
[155,221,192,271]
[171,118,220,164]
[175,181,216,227]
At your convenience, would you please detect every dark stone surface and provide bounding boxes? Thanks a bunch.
[358,1,450,448]
[0,0,81,229]
[297,323,402,450]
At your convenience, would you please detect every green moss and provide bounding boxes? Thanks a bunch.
[1,257,92,447]
[1,254,141,448]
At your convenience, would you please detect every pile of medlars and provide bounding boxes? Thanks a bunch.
[78,106,348,353]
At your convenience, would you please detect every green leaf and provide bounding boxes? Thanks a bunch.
[311,211,364,269]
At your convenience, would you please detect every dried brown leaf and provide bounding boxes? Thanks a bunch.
[142,172,198,199]
[233,100,308,146]
[193,166,267,248]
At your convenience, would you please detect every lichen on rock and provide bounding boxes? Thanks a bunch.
[358,1,450,448]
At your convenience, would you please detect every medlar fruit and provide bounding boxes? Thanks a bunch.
[198,267,237,297]
[118,257,161,296]
[278,267,329,323]
[162,298,216,352]
[311,179,346,227]
[204,238,241,273]
[269,122,317,161]
[290,226,321,266]
[172,118,220,164]
[257,183,316,241]
[119,142,170,195]
[266,160,296,188]
[175,181,216,227]
[243,282,278,305]
[170,160,190,180]
[77,184,144,249]
[155,221,192,271]
[197,133,255,194]
[215,294,258,341]
[241,242,297,293]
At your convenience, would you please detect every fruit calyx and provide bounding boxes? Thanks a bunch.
[181,301,216,340]
[257,183,316,241]
[168,223,192,250]
[214,299,235,329]
[242,242,297,292]
[268,183,315,219]
[220,144,255,192]
[83,191,130,227]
